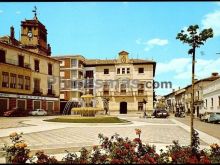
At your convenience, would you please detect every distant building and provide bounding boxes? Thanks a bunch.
[163,73,220,117]
[0,14,60,116]
[54,51,156,114]
[202,77,220,114]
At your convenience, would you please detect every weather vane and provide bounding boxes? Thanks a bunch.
[32,6,37,17]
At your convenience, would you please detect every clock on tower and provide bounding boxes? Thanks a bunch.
[20,7,51,56]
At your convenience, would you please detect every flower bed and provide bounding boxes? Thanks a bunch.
[2,130,220,164]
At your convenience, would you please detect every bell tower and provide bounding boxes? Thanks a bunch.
[20,6,51,56]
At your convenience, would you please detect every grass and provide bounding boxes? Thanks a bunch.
[44,116,129,123]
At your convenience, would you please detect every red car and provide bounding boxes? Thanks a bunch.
[3,107,29,117]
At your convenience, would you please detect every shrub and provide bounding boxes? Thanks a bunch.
[2,132,30,164]
[2,130,220,164]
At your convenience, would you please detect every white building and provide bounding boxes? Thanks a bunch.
[202,78,220,114]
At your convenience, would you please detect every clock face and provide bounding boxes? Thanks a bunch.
[27,31,33,38]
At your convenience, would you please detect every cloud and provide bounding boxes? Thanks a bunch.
[136,38,168,52]
[156,57,220,81]
[0,10,3,13]
[202,10,220,37]
[135,38,142,45]
[145,38,168,46]
[15,11,21,15]
[156,58,191,75]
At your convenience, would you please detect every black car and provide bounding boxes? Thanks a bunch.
[152,109,169,118]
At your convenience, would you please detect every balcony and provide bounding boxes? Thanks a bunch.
[33,88,43,96]
[98,91,148,97]
[1,58,31,69]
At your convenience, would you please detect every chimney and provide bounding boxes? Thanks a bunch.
[172,89,175,92]
[211,72,219,77]
[10,26,15,39]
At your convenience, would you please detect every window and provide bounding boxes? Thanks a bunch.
[34,60,39,72]
[71,59,77,67]
[34,79,40,92]
[2,72,9,88]
[10,73,16,88]
[0,50,6,63]
[103,82,109,96]
[60,60,65,66]
[138,102,144,111]
[18,55,24,67]
[60,93,65,99]
[211,98,213,107]
[138,68,144,73]
[117,68,120,74]
[138,83,144,95]
[127,68,130,74]
[48,63,52,75]
[61,82,65,89]
[72,70,77,78]
[25,76,30,90]
[122,68,125,74]
[60,71,65,77]
[120,84,126,94]
[104,69,109,74]
[18,75,24,89]
[72,81,77,89]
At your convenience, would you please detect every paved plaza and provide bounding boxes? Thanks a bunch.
[0,115,220,162]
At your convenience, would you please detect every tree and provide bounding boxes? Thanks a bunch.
[176,25,213,148]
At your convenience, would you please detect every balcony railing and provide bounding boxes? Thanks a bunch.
[2,58,31,69]
[98,91,148,97]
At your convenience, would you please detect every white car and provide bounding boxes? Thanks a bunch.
[200,112,212,122]
[29,109,47,116]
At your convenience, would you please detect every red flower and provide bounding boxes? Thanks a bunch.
[133,138,141,143]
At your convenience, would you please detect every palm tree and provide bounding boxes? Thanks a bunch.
[176,25,213,147]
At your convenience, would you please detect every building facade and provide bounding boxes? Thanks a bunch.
[54,51,156,114]
[0,15,60,116]
[163,73,220,117]
[202,78,220,114]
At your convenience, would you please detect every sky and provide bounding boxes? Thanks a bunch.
[1,2,220,96]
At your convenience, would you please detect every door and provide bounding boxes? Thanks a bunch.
[120,102,127,114]
[33,101,41,110]
[47,102,54,115]
[17,100,26,110]
[0,99,7,116]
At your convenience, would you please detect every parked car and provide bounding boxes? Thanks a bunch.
[152,109,169,118]
[3,107,28,117]
[200,112,212,122]
[29,109,47,116]
[207,112,220,124]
